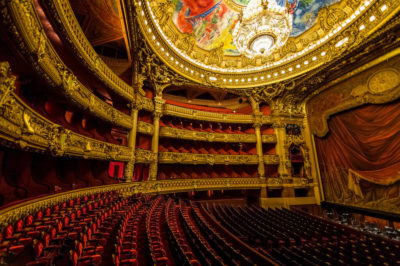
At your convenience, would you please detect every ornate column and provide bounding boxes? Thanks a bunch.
[253,113,265,179]
[149,95,165,180]
[273,122,290,178]
[124,104,139,182]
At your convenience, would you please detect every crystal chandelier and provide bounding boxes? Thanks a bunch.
[232,0,293,58]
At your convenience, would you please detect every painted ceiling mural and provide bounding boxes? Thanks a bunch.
[171,0,340,55]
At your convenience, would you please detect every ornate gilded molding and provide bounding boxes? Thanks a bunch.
[0,92,131,161]
[307,53,400,137]
[159,127,257,143]
[158,152,272,165]
[0,178,265,227]
[137,96,154,112]
[135,148,155,163]
[0,1,132,129]
[137,121,154,135]
[163,104,256,123]
[45,0,134,101]
[263,155,280,165]
[261,134,277,144]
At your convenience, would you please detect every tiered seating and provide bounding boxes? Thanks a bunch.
[165,199,200,265]
[0,191,136,266]
[178,201,225,265]
[203,203,400,265]
[145,196,173,265]
[160,117,255,134]
[3,194,399,265]
[112,197,147,265]
[190,203,254,265]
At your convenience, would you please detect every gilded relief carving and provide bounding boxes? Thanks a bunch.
[158,152,279,165]
[137,121,154,135]
[159,127,259,143]
[135,148,155,163]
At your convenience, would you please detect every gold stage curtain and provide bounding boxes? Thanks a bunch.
[315,99,400,193]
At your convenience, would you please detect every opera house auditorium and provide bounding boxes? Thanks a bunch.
[0,0,399,265]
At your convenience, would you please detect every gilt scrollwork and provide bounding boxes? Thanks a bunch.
[159,127,257,143]
[137,121,154,135]
[158,152,260,165]
[135,148,155,163]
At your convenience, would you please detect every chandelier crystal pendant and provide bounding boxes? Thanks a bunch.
[232,0,293,58]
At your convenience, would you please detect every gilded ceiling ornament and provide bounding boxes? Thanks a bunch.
[368,69,400,94]
[319,7,347,33]
[346,0,362,10]
[247,80,295,103]
[152,0,175,30]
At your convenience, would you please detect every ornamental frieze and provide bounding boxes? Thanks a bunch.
[159,127,257,143]
[137,121,154,135]
[0,92,131,161]
[135,148,155,163]
[261,134,277,144]
[158,152,259,165]
[138,96,155,112]
[263,155,280,165]
[0,1,132,129]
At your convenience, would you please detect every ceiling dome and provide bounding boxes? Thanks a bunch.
[135,0,397,89]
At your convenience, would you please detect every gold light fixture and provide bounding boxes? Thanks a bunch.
[232,0,293,58]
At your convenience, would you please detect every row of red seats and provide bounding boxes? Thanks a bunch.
[178,201,223,265]
[165,199,200,265]
[49,196,133,265]
[190,203,255,265]
[159,139,257,155]
[0,191,139,266]
[112,199,145,266]
[206,203,400,265]
[0,192,115,265]
[158,165,258,180]
[160,118,256,135]
[145,197,171,265]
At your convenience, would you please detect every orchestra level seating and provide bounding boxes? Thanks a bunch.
[1,194,399,265]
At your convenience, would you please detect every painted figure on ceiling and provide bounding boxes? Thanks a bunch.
[173,0,238,53]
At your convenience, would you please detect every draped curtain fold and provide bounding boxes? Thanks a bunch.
[315,100,400,186]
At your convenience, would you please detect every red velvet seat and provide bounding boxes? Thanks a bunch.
[70,250,102,266]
